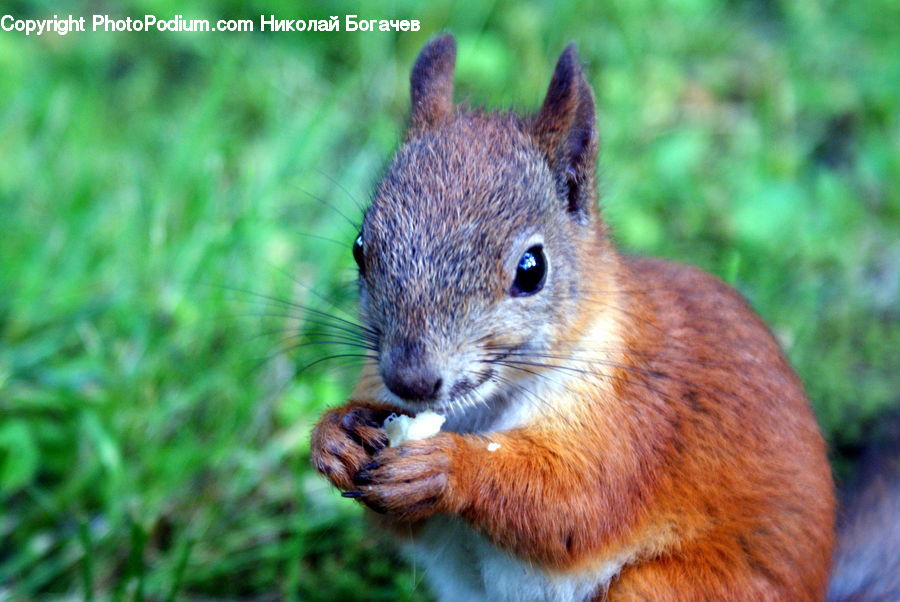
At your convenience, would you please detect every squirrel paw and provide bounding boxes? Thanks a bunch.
[349,433,456,520]
[310,406,391,491]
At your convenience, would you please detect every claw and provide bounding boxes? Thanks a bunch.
[362,434,389,454]
[340,412,359,430]
[342,409,383,431]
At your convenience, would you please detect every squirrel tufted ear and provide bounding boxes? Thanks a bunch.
[534,44,598,221]
[409,34,457,132]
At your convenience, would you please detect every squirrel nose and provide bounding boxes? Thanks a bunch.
[382,340,443,402]
[384,369,443,402]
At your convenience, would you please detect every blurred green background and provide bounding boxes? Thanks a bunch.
[1,0,897,599]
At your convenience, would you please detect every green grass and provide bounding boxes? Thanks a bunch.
[1,0,897,598]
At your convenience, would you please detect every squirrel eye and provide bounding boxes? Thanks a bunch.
[511,245,546,297]
[353,233,365,273]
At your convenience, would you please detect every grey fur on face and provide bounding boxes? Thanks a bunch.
[354,35,603,414]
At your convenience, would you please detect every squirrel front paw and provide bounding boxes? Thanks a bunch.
[347,433,460,520]
[310,405,392,491]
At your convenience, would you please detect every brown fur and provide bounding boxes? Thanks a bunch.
[310,34,835,600]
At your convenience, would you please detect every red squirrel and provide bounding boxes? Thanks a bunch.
[310,35,835,601]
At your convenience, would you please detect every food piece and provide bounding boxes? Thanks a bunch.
[383,410,446,447]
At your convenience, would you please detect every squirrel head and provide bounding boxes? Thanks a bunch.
[355,34,612,413]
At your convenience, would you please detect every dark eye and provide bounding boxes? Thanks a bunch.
[511,245,546,297]
[353,233,365,274]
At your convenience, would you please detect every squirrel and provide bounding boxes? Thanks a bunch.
[310,34,836,601]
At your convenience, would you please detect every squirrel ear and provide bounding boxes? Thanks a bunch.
[534,44,598,221]
[409,34,457,132]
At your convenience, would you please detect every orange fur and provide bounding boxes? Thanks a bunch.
[312,250,835,599]
[309,35,835,600]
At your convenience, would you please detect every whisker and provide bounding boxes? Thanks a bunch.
[490,356,752,413]
[211,283,379,338]
[293,231,353,250]
[490,349,726,373]
[244,315,379,347]
[271,339,378,353]
[264,262,368,325]
[249,319,377,342]
[291,353,378,377]
[312,167,369,215]
[483,343,730,370]
[294,184,360,231]
[489,357,680,408]
[485,345,763,398]
[474,361,580,428]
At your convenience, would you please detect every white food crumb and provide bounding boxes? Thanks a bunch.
[383,410,446,447]
[487,442,501,452]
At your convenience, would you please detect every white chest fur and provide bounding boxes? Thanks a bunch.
[402,515,622,602]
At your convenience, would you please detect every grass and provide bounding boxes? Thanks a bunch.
[0,0,896,598]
